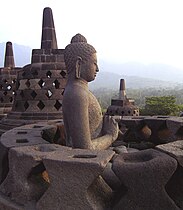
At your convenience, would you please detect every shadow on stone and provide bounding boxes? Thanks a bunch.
[166,164,183,209]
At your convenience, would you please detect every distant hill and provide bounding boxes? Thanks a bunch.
[89,71,178,90]
[99,60,183,83]
[0,42,31,67]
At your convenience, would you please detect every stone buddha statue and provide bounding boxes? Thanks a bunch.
[63,34,119,150]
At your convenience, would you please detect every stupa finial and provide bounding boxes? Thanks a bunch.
[4,42,15,68]
[119,79,126,100]
[41,7,58,49]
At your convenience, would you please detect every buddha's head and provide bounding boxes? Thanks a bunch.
[64,34,99,82]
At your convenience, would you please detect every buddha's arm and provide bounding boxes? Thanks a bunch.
[64,90,92,149]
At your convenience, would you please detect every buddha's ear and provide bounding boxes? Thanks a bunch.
[75,56,82,79]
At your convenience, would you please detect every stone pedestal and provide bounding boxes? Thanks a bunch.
[0,144,71,206]
[112,149,178,210]
[0,123,50,183]
[37,149,114,210]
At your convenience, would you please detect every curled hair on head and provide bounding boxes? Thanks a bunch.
[64,34,96,74]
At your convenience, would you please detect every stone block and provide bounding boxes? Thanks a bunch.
[120,117,146,143]
[0,144,70,206]
[165,164,183,209]
[0,192,24,210]
[156,140,183,167]
[112,149,178,210]
[130,116,175,144]
[166,117,183,138]
[37,149,115,210]
[0,123,49,183]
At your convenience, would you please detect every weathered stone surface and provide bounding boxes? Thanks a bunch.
[4,42,15,68]
[166,164,183,209]
[112,149,178,210]
[0,192,25,210]
[120,117,146,142]
[0,123,49,183]
[127,141,155,150]
[113,145,128,154]
[10,62,66,117]
[36,149,115,210]
[47,119,66,145]
[102,162,121,191]
[144,116,173,144]
[156,140,183,167]
[166,117,183,138]
[41,124,58,143]
[41,7,58,49]
[116,116,182,145]
[126,148,139,153]
[120,116,145,128]
[0,144,71,206]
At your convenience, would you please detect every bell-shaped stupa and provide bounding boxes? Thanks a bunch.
[0,42,22,118]
[107,79,139,116]
[0,7,67,135]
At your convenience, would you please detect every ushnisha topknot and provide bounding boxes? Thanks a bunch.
[64,34,96,74]
[70,33,87,43]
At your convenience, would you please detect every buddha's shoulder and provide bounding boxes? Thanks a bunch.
[64,83,89,99]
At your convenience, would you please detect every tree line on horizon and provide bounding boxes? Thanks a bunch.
[92,87,183,116]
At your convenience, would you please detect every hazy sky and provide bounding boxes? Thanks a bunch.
[1,0,183,69]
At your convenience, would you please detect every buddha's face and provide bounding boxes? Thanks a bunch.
[80,53,99,82]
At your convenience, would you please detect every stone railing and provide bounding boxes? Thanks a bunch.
[117,116,183,145]
[0,118,182,209]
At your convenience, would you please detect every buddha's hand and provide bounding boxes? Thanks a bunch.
[102,115,119,142]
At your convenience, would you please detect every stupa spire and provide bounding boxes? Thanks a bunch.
[119,79,126,100]
[41,7,58,49]
[4,42,15,68]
